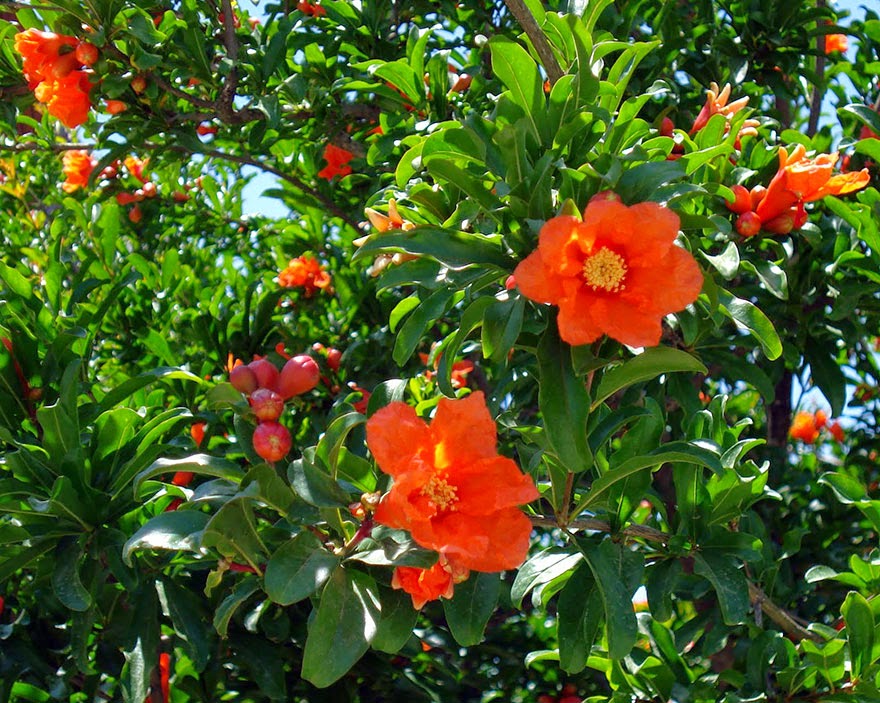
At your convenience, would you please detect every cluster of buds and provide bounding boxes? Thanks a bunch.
[230,355,320,463]
[724,183,806,237]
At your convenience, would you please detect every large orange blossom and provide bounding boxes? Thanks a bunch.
[514,199,703,348]
[366,392,538,572]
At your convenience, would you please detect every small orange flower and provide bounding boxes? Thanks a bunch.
[829,421,845,443]
[367,392,539,572]
[278,255,332,296]
[690,82,758,139]
[105,99,127,114]
[33,70,93,128]
[420,353,474,389]
[790,411,821,444]
[514,199,703,348]
[825,33,848,54]
[392,561,458,609]
[756,144,870,224]
[317,144,353,180]
[297,0,326,16]
[61,149,95,193]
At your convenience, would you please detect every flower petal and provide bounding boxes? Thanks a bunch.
[537,215,584,277]
[514,249,564,304]
[366,402,430,476]
[431,508,534,571]
[431,391,497,470]
[453,456,539,515]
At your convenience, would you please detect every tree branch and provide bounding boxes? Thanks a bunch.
[502,0,564,85]
[530,514,823,642]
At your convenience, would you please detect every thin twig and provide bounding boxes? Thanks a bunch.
[502,0,564,85]
[807,0,827,138]
[531,514,822,642]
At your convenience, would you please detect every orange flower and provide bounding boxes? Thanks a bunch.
[829,421,845,443]
[366,392,539,572]
[14,29,78,84]
[33,70,93,128]
[825,33,848,54]
[124,155,149,182]
[756,144,870,224]
[420,352,474,389]
[790,411,821,444]
[278,254,332,296]
[392,561,458,609]
[105,99,127,114]
[61,149,95,193]
[297,0,326,16]
[317,144,353,180]
[690,82,758,138]
[514,199,703,348]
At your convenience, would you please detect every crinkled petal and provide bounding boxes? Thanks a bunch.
[514,249,564,304]
[453,456,539,515]
[537,215,584,277]
[810,169,871,201]
[431,508,534,572]
[625,245,703,316]
[431,391,497,470]
[556,290,606,346]
[366,402,430,476]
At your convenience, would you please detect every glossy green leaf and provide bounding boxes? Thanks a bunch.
[593,347,707,408]
[842,591,874,677]
[443,572,500,647]
[52,537,92,612]
[717,289,782,360]
[353,227,512,270]
[693,552,749,625]
[122,510,210,565]
[537,328,593,473]
[301,568,381,688]
[557,562,603,673]
[372,587,419,654]
[264,532,340,605]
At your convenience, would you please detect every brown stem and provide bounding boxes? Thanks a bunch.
[502,0,564,85]
[767,369,793,447]
[807,0,828,138]
[530,515,822,642]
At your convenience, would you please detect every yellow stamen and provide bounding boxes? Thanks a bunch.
[420,473,458,511]
[582,247,627,293]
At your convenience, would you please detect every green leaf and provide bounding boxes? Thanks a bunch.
[481,295,525,363]
[131,453,245,495]
[392,287,459,366]
[264,532,340,605]
[557,562,603,673]
[52,537,92,612]
[372,587,419,654]
[36,401,80,466]
[593,347,707,408]
[288,455,352,507]
[537,328,593,473]
[488,36,546,143]
[443,572,500,647]
[156,579,212,671]
[646,559,681,622]
[238,464,297,516]
[805,339,847,416]
[842,591,874,677]
[578,540,642,659]
[693,551,749,625]
[315,412,367,476]
[354,227,512,270]
[511,549,583,608]
[122,510,210,566]
[301,568,381,688]
[213,576,260,638]
[717,289,782,360]
[202,499,268,569]
[96,367,205,415]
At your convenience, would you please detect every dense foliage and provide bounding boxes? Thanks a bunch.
[2,0,880,701]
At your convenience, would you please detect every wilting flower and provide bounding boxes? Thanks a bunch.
[278,254,332,296]
[755,144,871,227]
[392,558,468,609]
[317,143,353,180]
[367,392,539,572]
[61,149,95,193]
[514,198,703,348]
[690,82,759,142]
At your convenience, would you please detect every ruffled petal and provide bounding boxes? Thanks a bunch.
[556,289,606,346]
[514,249,564,304]
[366,402,430,476]
[453,456,539,515]
[810,169,871,200]
[626,245,703,315]
[431,391,497,470]
[537,215,584,277]
[431,508,534,571]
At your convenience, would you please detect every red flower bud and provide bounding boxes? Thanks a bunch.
[326,348,342,372]
[75,41,98,67]
[230,364,259,394]
[249,388,284,422]
[735,211,762,237]
[725,184,752,214]
[248,359,280,391]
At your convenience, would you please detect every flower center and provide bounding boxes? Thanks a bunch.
[582,247,627,293]
[420,473,458,511]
